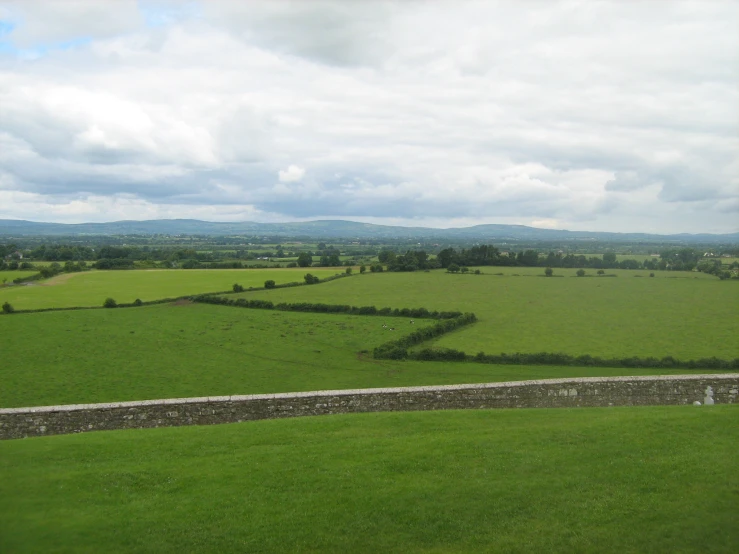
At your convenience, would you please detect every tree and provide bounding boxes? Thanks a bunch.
[597,269,605,275]
[264,280,276,289]
[345,267,352,275]
[304,273,320,284]
[296,252,313,267]
[576,269,586,277]
[544,267,553,277]
[103,297,117,308]
[359,265,366,274]
[602,252,618,268]
[447,263,460,273]
[233,283,244,292]
[2,301,14,314]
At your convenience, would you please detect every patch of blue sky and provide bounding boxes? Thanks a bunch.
[0,17,93,58]
[0,36,93,58]
[138,0,202,28]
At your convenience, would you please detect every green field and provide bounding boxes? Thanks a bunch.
[230,270,739,360]
[0,268,342,310]
[4,303,715,408]
[1,406,737,553]
[0,270,39,283]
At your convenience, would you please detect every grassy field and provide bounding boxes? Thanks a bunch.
[0,270,39,283]
[0,268,342,310]
[1,406,737,553]
[0,303,718,409]
[230,270,739,360]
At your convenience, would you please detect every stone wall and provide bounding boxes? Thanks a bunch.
[1,374,737,440]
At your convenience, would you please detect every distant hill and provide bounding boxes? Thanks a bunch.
[0,218,737,243]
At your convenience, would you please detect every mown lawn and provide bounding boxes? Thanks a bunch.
[0,268,343,310]
[231,270,739,360]
[0,303,718,408]
[1,406,737,553]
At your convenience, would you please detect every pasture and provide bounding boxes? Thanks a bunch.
[230,269,739,360]
[0,270,39,284]
[1,406,737,553]
[0,268,342,310]
[1,302,718,409]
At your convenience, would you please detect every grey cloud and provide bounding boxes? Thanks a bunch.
[0,1,737,233]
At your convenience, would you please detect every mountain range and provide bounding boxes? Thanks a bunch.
[1,219,737,243]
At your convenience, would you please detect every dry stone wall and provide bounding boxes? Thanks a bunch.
[1,374,737,440]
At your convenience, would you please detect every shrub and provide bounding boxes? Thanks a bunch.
[649,273,655,278]
[133,298,143,306]
[286,262,298,268]
[264,280,276,289]
[544,267,553,277]
[345,267,353,275]
[576,269,586,277]
[359,265,366,274]
[597,269,605,275]
[474,269,481,275]
[2,301,14,314]
[103,298,117,308]
[304,273,320,284]
[233,283,244,293]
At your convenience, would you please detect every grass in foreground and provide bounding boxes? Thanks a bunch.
[233,270,739,360]
[0,268,343,310]
[0,303,720,408]
[1,406,737,553]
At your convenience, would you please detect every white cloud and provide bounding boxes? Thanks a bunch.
[278,165,305,183]
[0,0,737,233]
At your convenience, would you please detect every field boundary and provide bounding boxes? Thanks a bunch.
[2,374,737,440]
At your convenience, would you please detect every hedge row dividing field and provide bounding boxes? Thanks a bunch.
[0,302,724,409]
[0,268,344,310]
[232,270,739,360]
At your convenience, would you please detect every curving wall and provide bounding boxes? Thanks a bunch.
[1,374,738,440]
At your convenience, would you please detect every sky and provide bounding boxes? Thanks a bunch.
[0,1,737,234]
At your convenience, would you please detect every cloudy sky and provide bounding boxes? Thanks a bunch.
[0,1,737,233]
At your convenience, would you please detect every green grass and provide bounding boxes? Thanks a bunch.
[0,303,716,408]
[0,268,342,310]
[0,270,39,283]
[1,406,737,553]
[229,270,739,360]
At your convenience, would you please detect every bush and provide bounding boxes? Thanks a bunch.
[2,301,14,314]
[103,298,117,308]
[133,298,143,306]
[264,280,276,289]
[286,262,298,268]
[544,267,553,277]
[233,283,244,293]
[649,273,655,278]
[345,267,353,275]
[304,273,320,284]
[360,265,366,274]
[597,269,605,275]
